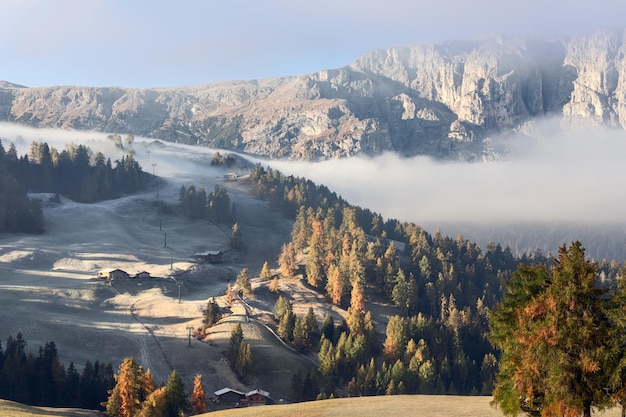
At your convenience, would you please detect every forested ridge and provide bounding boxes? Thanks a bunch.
[0,333,114,410]
[0,138,147,234]
[247,165,626,401]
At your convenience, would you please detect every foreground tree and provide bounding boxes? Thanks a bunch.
[489,242,626,417]
[105,357,153,417]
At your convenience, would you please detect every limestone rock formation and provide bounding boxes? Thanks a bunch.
[1,28,625,160]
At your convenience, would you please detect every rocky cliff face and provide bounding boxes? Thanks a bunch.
[1,28,625,160]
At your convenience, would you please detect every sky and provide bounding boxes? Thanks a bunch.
[2,0,626,89]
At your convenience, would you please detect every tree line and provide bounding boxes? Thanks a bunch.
[178,184,234,223]
[0,139,148,234]
[248,165,626,401]
[0,333,114,410]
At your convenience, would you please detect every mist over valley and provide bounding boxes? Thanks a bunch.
[3,120,625,262]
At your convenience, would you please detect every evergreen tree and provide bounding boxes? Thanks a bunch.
[490,242,625,417]
[165,370,188,417]
[228,323,244,368]
[235,341,254,383]
[203,297,221,328]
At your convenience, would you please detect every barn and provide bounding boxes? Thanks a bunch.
[213,388,244,405]
[97,268,130,280]
[241,388,273,406]
[195,250,223,263]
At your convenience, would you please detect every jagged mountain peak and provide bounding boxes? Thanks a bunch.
[1,28,626,161]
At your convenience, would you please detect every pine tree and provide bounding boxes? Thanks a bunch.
[203,298,221,328]
[165,370,188,417]
[191,374,207,415]
[228,323,244,368]
[236,341,254,383]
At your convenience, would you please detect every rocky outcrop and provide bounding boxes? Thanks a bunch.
[1,28,625,160]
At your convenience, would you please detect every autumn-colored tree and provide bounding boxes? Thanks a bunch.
[230,223,242,249]
[191,374,207,415]
[305,235,325,288]
[136,386,167,417]
[278,242,298,278]
[383,316,408,362]
[235,268,252,297]
[260,261,272,280]
[345,281,366,336]
[269,276,280,294]
[325,263,344,305]
[490,242,626,417]
[225,284,234,306]
[105,357,153,417]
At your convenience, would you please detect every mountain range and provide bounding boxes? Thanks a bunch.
[2,28,625,161]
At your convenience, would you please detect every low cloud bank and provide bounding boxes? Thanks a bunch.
[2,121,625,227]
[266,122,626,226]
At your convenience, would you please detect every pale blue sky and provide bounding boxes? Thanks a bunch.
[2,0,625,88]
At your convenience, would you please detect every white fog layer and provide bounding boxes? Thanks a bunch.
[2,122,626,260]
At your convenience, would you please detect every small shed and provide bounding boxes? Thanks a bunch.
[195,250,223,264]
[98,268,130,280]
[214,387,245,405]
[134,271,151,279]
[242,388,272,406]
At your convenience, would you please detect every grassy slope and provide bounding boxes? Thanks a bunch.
[205,395,624,417]
[0,399,102,417]
[2,395,623,417]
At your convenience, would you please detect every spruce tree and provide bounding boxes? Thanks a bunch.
[165,370,188,417]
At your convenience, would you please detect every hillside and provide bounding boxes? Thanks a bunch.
[0,138,314,406]
[0,399,100,417]
[205,395,623,417]
[2,28,626,161]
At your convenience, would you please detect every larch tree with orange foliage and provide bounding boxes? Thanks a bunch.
[490,242,626,417]
[191,374,207,415]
